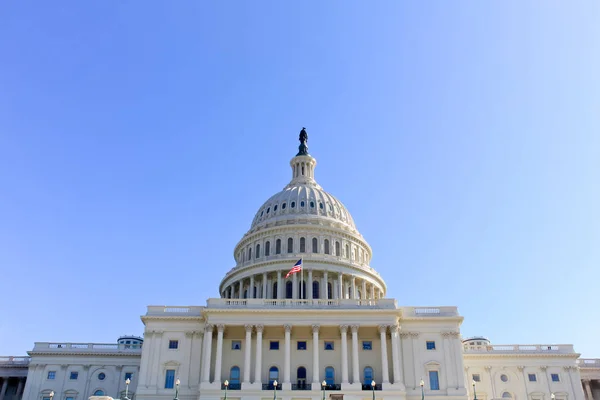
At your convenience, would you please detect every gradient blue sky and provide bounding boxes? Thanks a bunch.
[1,2,599,357]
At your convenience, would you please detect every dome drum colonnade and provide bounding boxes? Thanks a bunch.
[219,128,386,302]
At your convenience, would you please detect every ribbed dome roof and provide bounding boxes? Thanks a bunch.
[250,181,356,231]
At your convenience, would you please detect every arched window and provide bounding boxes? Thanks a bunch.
[364,367,374,383]
[325,367,335,385]
[276,239,281,254]
[269,367,279,384]
[94,391,105,396]
[346,244,350,258]
[286,281,293,299]
[300,237,306,252]
[312,281,320,299]
[230,366,241,384]
[256,244,260,258]
[502,393,512,399]
[335,241,340,256]
[297,367,307,387]
[287,238,294,253]
[248,248,252,260]
[312,238,318,253]
[324,239,330,254]
[273,282,278,299]
[327,282,333,299]
[265,241,270,256]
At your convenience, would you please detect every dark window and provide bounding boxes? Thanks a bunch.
[276,239,281,254]
[301,201,305,207]
[260,211,264,217]
[265,241,270,256]
[165,369,175,388]
[248,248,252,260]
[324,341,334,350]
[325,367,335,385]
[312,238,318,253]
[473,374,481,382]
[256,244,260,258]
[291,202,296,208]
[70,372,78,380]
[270,341,280,350]
[551,374,560,382]
[169,340,179,349]
[273,282,278,299]
[300,237,306,252]
[319,202,324,209]
[364,367,373,383]
[93,391,104,396]
[232,340,241,350]
[328,282,333,299]
[426,341,436,350]
[125,372,133,381]
[429,371,439,390]
[335,241,340,256]
[287,238,294,253]
[230,366,240,384]
[282,203,286,209]
[312,281,320,299]
[297,341,307,350]
[269,367,279,384]
[528,374,536,382]
[47,371,56,380]
[266,207,270,213]
[324,239,330,254]
[98,372,106,380]
[297,367,307,385]
[286,281,293,299]
[362,341,372,350]
[274,205,278,211]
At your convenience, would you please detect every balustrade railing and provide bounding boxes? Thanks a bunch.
[33,342,142,352]
[578,359,600,368]
[291,383,311,390]
[222,383,241,390]
[464,344,575,354]
[324,384,341,391]
[207,298,397,309]
[0,356,30,366]
[262,384,282,390]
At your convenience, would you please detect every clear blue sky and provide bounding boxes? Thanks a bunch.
[1,2,599,357]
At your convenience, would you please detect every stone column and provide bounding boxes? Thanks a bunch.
[340,325,349,384]
[250,275,255,298]
[262,273,268,299]
[312,325,320,386]
[284,324,292,385]
[324,271,329,299]
[201,324,214,383]
[254,325,264,384]
[351,325,360,384]
[351,277,356,299]
[362,280,367,300]
[338,273,344,299]
[371,284,375,299]
[244,324,253,383]
[308,269,313,299]
[214,324,225,383]
[390,325,401,384]
[277,271,282,299]
[292,273,298,299]
[16,378,25,399]
[379,325,390,384]
[0,379,8,400]
[238,281,242,298]
[583,379,593,400]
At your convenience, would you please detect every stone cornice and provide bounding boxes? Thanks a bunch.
[28,351,142,358]
[463,353,580,359]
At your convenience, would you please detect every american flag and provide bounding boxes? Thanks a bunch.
[285,259,303,278]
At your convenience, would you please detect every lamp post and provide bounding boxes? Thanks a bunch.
[420,379,425,400]
[551,393,555,400]
[223,380,229,400]
[273,380,278,400]
[124,378,131,400]
[49,391,54,400]
[322,380,327,400]
[472,380,477,400]
[371,380,376,400]
[174,378,180,400]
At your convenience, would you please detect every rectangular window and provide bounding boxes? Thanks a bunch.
[69,371,78,380]
[528,374,537,382]
[47,371,56,380]
[232,340,242,350]
[297,341,307,350]
[270,341,279,350]
[165,369,176,389]
[551,374,560,382]
[426,341,436,350]
[43,397,51,400]
[472,374,480,382]
[362,341,372,350]
[168,340,179,349]
[429,371,440,390]
[125,372,133,381]
[324,341,334,350]
[66,397,74,400]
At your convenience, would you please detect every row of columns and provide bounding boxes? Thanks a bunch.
[0,377,26,400]
[223,271,383,300]
[583,379,595,400]
[200,323,403,388]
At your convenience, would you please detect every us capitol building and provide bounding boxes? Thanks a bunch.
[3,130,599,400]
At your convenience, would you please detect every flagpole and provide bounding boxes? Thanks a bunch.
[301,259,304,299]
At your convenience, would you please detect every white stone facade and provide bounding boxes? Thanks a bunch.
[16,131,597,400]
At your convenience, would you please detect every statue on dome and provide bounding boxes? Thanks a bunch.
[297,127,309,156]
